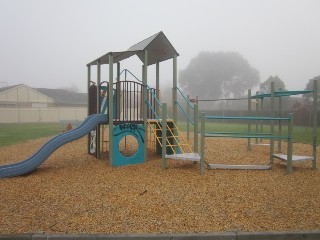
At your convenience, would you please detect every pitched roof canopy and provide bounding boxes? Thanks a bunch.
[87,31,179,66]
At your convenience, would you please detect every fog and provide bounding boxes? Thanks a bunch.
[0,0,319,93]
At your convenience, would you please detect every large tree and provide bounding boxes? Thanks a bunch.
[304,75,320,99]
[260,76,286,93]
[179,51,260,99]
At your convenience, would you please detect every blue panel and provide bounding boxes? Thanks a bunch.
[112,123,145,166]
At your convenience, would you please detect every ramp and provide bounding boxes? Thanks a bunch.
[0,114,108,178]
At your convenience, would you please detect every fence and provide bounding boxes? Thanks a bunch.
[0,107,87,123]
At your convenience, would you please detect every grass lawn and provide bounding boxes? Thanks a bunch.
[0,121,318,147]
[0,122,77,147]
[178,121,320,145]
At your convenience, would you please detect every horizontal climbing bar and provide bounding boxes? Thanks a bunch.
[206,131,271,135]
[204,116,290,121]
[205,134,289,139]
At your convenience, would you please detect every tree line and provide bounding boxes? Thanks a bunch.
[178,51,319,126]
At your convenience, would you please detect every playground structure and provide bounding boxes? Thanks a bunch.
[0,31,318,178]
[86,31,202,170]
[193,80,318,174]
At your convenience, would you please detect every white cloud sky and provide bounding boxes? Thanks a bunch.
[0,0,319,92]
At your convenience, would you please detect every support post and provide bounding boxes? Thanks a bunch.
[200,112,205,175]
[108,54,114,165]
[255,94,259,144]
[143,50,148,163]
[87,65,91,154]
[313,79,318,169]
[116,63,121,119]
[162,103,167,170]
[260,98,264,143]
[172,54,178,124]
[156,61,160,117]
[270,82,275,164]
[96,60,101,159]
[247,89,252,150]
[194,103,199,153]
[287,113,293,174]
[187,94,190,140]
[278,88,282,153]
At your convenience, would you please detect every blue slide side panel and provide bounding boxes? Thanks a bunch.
[0,114,107,178]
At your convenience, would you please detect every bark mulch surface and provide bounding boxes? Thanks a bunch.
[1,136,319,234]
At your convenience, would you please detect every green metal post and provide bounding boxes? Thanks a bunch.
[117,62,120,81]
[312,79,318,169]
[96,60,101,159]
[87,65,91,116]
[278,88,282,153]
[162,103,167,170]
[200,112,205,175]
[87,65,91,154]
[255,94,259,144]
[194,103,199,153]
[260,98,264,143]
[287,113,293,174]
[108,54,114,165]
[116,63,121,119]
[143,50,148,163]
[247,89,251,150]
[173,54,178,124]
[156,61,160,117]
[187,94,190,140]
[270,82,275,164]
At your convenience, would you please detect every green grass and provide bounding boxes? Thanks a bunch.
[178,121,320,145]
[1,121,318,147]
[0,123,67,147]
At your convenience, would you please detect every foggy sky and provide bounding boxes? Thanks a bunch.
[0,0,319,93]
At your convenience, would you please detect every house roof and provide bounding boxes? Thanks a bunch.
[87,31,179,66]
[0,84,55,102]
[0,84,87,105]
[36,88,87,105]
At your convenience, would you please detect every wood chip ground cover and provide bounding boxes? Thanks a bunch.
[0,135,320,234]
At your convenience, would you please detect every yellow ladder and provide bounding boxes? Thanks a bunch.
[147,119,192,154]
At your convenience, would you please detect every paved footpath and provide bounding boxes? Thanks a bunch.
[1,231,320,240]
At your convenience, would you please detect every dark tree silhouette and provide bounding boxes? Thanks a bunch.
[179,51,260,99]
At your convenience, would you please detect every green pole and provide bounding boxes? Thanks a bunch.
[200,112,205,175]
[278,88,282,153]
[116,63,121,119]
[194,103,199,153]
[143,50,148,163]
[173,54,178,124]
[255,94,259,144]
[87,65,91,154]
[247,89,251,151]
[162,103,167,170]
[287,113,293,174]
[187,94,190,140]
[270,82,275,164]
[96,60,101,159]
[313,79,318,169]
[172,54,178,153]
[108,54,114,166]
[260,98,264,143]
[156,61,160,117]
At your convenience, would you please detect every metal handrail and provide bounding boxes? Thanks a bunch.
[176,86,194,109]
[176,101,194,125]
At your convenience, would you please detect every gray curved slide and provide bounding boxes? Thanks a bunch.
[0,114,107,178]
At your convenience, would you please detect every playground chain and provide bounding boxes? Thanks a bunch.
[1,135,320,234]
